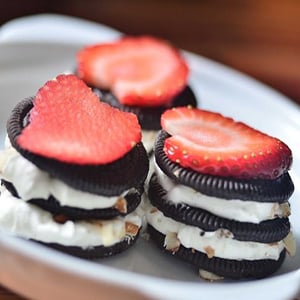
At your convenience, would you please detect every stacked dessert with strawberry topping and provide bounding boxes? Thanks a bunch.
[0,74,149,258]
[76,36,197,153]
[146,106,296,279]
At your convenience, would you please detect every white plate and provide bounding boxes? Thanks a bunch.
[0,16,300,300]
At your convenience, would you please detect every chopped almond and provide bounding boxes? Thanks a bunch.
[114,197,127,214]
[216,229,233,239]
[150,207,158,214]
[280,202,291,217]
[204,246,215,259]
[125,221,139,236]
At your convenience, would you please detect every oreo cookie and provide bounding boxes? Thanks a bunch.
[148,225,286,279]
[92,86,197,130]
[7,97,149,197]
[155,130,294,202]
[148,174,290,243]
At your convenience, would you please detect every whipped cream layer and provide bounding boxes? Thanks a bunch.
[0,186,141,248]
[142,130,157,153]
[155,162,287,223]
[146,204,285,261]
[0,140,130,210]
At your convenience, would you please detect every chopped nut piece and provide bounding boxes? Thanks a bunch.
[53,214,69,224]
[280,202,291,217]
[150,207,158,214]
[283,231,296,257]
[125,221,139,236]
[216,228,234,239]
[173,169,180,177]
[204,246,215,258]
[88,220,103,227]
[199,269,224,281]
[114,197,127,214]
[164,232,180,253]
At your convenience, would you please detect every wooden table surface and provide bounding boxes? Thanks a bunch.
[0,1,300,299]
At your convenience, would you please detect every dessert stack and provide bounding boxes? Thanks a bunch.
[146,106,296,279]
[0,74,149,258]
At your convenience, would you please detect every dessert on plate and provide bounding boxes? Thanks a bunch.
[76,36,198,153]
[0,74,149,258]
[146,106,296,279]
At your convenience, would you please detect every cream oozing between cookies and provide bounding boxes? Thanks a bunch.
[0,186,141,247]
[0,138,131,210]
[154,161,288,223]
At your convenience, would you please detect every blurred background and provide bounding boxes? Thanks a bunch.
[1,0,300,105]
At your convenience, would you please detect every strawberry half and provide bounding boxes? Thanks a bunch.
[161,107,292,179]
[17,74,141,164]
[77,36,189,107]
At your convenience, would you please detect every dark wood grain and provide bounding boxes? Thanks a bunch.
[0,1,299,299]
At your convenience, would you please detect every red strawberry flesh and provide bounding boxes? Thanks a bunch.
[77,36,189,107]
[161,107,292,179]
[17,74,141,164]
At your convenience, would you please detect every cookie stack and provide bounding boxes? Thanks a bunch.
[0,74,149,258]
[146,107,295,279]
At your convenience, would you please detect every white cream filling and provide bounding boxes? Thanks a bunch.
[0,141,130,210]
[154,162,285,223]
[146,204,285,261]
[142,130,157,153]
[0,186,141,248]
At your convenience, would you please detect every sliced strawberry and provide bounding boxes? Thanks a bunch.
[161,107,292,179]
[17,74,141,164]
[77,36,189,107]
